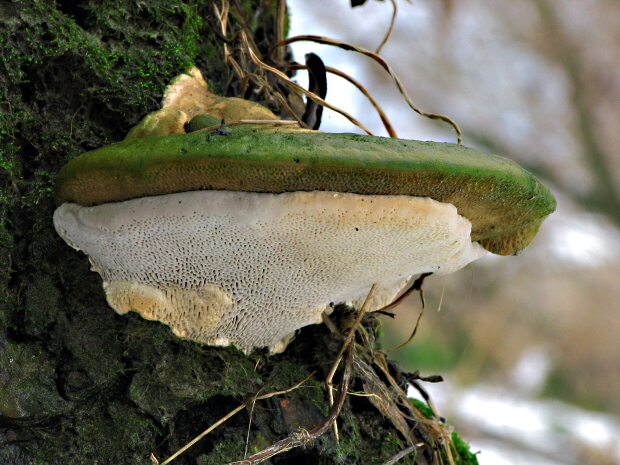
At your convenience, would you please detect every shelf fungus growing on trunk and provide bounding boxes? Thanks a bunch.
[53,68,556,353]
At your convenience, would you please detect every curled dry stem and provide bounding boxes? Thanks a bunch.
[386,305,425,353]
[375,0,398,55]
[379,272,432,314]
[241,32,375,135]
[239,71,307,126]
[289,62,397,138]
[218,7,383,137]
[379,272,432,353]
[214,0,230,36]
[214,0,231,67]
[272,35,463,144]
[346,289,457,464]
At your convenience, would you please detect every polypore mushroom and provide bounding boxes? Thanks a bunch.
[53,68,556,353]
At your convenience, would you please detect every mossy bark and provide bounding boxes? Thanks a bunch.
[0,2,478,464]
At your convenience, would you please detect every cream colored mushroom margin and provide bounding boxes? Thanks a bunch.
[54,68,488,353]
[56,190,486,353]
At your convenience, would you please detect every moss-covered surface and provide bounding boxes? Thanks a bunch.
[0,1,480,463]
[52,128,556,256]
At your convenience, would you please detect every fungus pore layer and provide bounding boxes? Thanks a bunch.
[53,190,486,352]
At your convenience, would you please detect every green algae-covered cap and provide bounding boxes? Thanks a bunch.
[54,127,556,256]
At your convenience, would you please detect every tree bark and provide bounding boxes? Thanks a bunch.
[0,1,477,464]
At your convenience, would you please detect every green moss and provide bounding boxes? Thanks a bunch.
[185,114,222,132]
[0,0,212,153]
[54,130,556,256]
[377,432,406,464]
[129,342,264,425]
[23,274,61,335]
[263,361,326,409]
[334,411,363,462]
[0,340,72,418]
[198,435,249,464]
[0,131,16,304]
[0,214,12,303]
[410,399,480,465]
[34,400,158,464]
[410,397,434,419]
[451,432,480,465]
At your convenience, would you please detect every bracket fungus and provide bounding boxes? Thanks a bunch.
[53,68,556,353]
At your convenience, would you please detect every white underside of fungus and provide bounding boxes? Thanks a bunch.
[53,190,487,353]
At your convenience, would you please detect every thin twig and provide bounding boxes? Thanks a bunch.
[378,272,432,313]
[191,119,299,135]
[214,0,229,35]
[437,276,446,312]
[158,372,315,464]
[239,69,308,125]
[381,444,423,465]
[242,33,375,135]
[324,283,379,441]
[385,305,425,353]
[327,381,338,442]
[272,35,463,144]
[375,0,398,55]
[227,55,247,83]
[289,63,397,138]
[236,119,298,125]
[321,312,340,334]
[160,405,245,464]
[244,389,261,460]
[274,0,286,64]
[328,283,379,381]
[214,0,231,66]
[227,347,356,464]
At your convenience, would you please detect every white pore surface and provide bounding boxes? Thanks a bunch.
[53,190,487,352]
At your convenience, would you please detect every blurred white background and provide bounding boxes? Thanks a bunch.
[287,1,620,464]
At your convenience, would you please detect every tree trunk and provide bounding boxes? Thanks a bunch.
[0,1,477,464]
